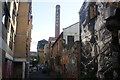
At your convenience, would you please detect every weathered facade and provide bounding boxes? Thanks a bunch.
[44,44,50,66]
[61,22,80,78]
[51,32,63,73]
[0,1,32,79]
[37,39,48,64]
[0,1,20,79]
[5,1,19,78]
[13,2,32,78]
[79,2,120,79]
[48,37,56,69]
[51,22,80,78]
[63,22,79,45]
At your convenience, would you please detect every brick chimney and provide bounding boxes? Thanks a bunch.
[55,5,60,38]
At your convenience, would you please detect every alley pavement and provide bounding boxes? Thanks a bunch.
[26,70,60,80]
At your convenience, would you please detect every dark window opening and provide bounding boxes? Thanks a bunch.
[9,26,14,50]
[67,36,74,45]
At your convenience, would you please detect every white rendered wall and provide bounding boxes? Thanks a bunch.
[63,22,79,44]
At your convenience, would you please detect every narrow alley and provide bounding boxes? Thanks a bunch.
[0,0,120,80]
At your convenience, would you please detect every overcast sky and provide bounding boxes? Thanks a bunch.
[30,0,84,52]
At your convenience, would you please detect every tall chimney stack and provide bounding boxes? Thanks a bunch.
[55,5,60,38]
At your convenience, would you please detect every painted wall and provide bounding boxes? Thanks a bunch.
[63,22,79,44]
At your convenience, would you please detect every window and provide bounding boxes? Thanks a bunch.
[90,4,94,19]
[90,3,97,19]
[12,9,15,24]
[67,36,74,44]
[12,2,17,24]
[55,56,61,65]
[94,5,98,16]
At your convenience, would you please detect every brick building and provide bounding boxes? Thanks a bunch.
[51,22,80,78]
[13,2,32,78]
[0,1,32,79]
[79,1,120,79]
